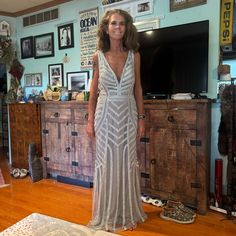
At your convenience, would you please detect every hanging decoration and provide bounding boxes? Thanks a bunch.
[0,20,14,66]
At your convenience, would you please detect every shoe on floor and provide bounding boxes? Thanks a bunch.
[141,195,163,207]
[10,168,20,178]
[10,168,28,179]
[160,206,195,224]
[167,199,196,217]
[19,169,28,178]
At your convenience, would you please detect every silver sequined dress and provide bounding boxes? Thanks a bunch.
[88,50,147,232]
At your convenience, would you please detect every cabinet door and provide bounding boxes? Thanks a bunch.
[148,126,198,205]
[9,104,41,168]
[72,123,95,182]
[72,108,95,182]
[43,122,73,175]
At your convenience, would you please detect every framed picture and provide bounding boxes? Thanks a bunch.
[103,1,134,16]
[58,23,74,50]
[170,0,207,12]
[34,32,54,59]
[134,0,153,16]
[20,36,34,59]
[48,63,64,86]
[67,71,89,91]
[24,73,42,87]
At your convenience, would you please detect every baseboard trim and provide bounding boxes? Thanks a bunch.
[57,175,93,188]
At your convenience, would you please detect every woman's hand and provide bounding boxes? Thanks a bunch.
[87,121,95,138]
[138,119,145,138]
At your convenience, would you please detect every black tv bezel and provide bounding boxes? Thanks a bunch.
[138,20,209,98]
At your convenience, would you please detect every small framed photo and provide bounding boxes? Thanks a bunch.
[34,32,54,59]
[67,71,89,91]
[20,36,34,59]
[170,0,207,12]
[134,0,153,16]
[48,63,64,86]
[58,23,74,50]
[103,1,134,16]
[24,73,42,87]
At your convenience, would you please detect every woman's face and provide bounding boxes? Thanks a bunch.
[107,13,126,40]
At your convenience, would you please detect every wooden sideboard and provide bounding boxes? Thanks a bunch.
[138,99,211,214]
[9,103,42,168]
[40,101,95,186]
[9,99,211,214]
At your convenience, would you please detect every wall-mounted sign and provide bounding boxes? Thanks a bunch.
[220,0,234,46]
[79,8,98,70]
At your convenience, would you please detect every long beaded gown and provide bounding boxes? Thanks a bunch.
[88,50,147,232]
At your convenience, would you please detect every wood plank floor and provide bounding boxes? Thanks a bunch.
[0,152,236,236]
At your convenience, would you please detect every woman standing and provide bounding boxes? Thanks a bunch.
[87,9,147,232]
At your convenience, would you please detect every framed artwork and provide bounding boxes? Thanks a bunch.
[170,0,207,12]
[20,36,34,59]
[134,0,153,16]
[102,0,124,5]
[48,63,64,86]
[58,23,74,50]
[67,71,89,91]
[103,1,134,16]
[34,32,54,59]
[24,73,42,87]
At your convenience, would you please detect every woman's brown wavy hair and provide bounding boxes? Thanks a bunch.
[97,9,139,52]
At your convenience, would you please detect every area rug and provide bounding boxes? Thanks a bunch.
[0,213,119,235]
[0,168,9,188]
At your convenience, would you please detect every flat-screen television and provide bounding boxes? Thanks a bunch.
[138,20,209,98]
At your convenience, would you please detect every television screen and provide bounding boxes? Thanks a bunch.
[138,20,209,98]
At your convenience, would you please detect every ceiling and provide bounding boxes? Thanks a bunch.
[0,0,72,16]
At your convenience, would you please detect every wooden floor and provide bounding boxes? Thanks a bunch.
[0,151,236,236]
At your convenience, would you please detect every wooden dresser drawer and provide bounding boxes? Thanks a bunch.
[148,109,196,129]
[74,109,88,123]
[44,108,71,121]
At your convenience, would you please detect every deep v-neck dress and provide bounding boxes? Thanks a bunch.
[88,50,147,231]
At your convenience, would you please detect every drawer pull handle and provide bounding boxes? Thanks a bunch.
[66,147,71,152]
[85,113,88,120]
[54,112,60,118]
[167,115,174,122]
[151,159,156,165]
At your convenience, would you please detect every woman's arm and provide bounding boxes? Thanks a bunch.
[134,51,145,138]
[87,52,99,138]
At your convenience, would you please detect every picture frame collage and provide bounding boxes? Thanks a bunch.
[20,23,74,60]
[21,22,89,92]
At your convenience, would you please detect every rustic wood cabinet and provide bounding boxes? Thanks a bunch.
[9,103,42,168]
[138,99,211,214]
[40,99,211,213]
[40,101,95,186]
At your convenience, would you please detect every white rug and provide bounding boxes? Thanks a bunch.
[0,213,118,236]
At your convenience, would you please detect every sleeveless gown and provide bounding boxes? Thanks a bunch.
[88,50,147,232]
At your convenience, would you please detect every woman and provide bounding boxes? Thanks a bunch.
[87,9,147,232]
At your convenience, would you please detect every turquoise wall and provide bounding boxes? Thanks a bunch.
[1,0,223,192]
[1,0,220,98]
